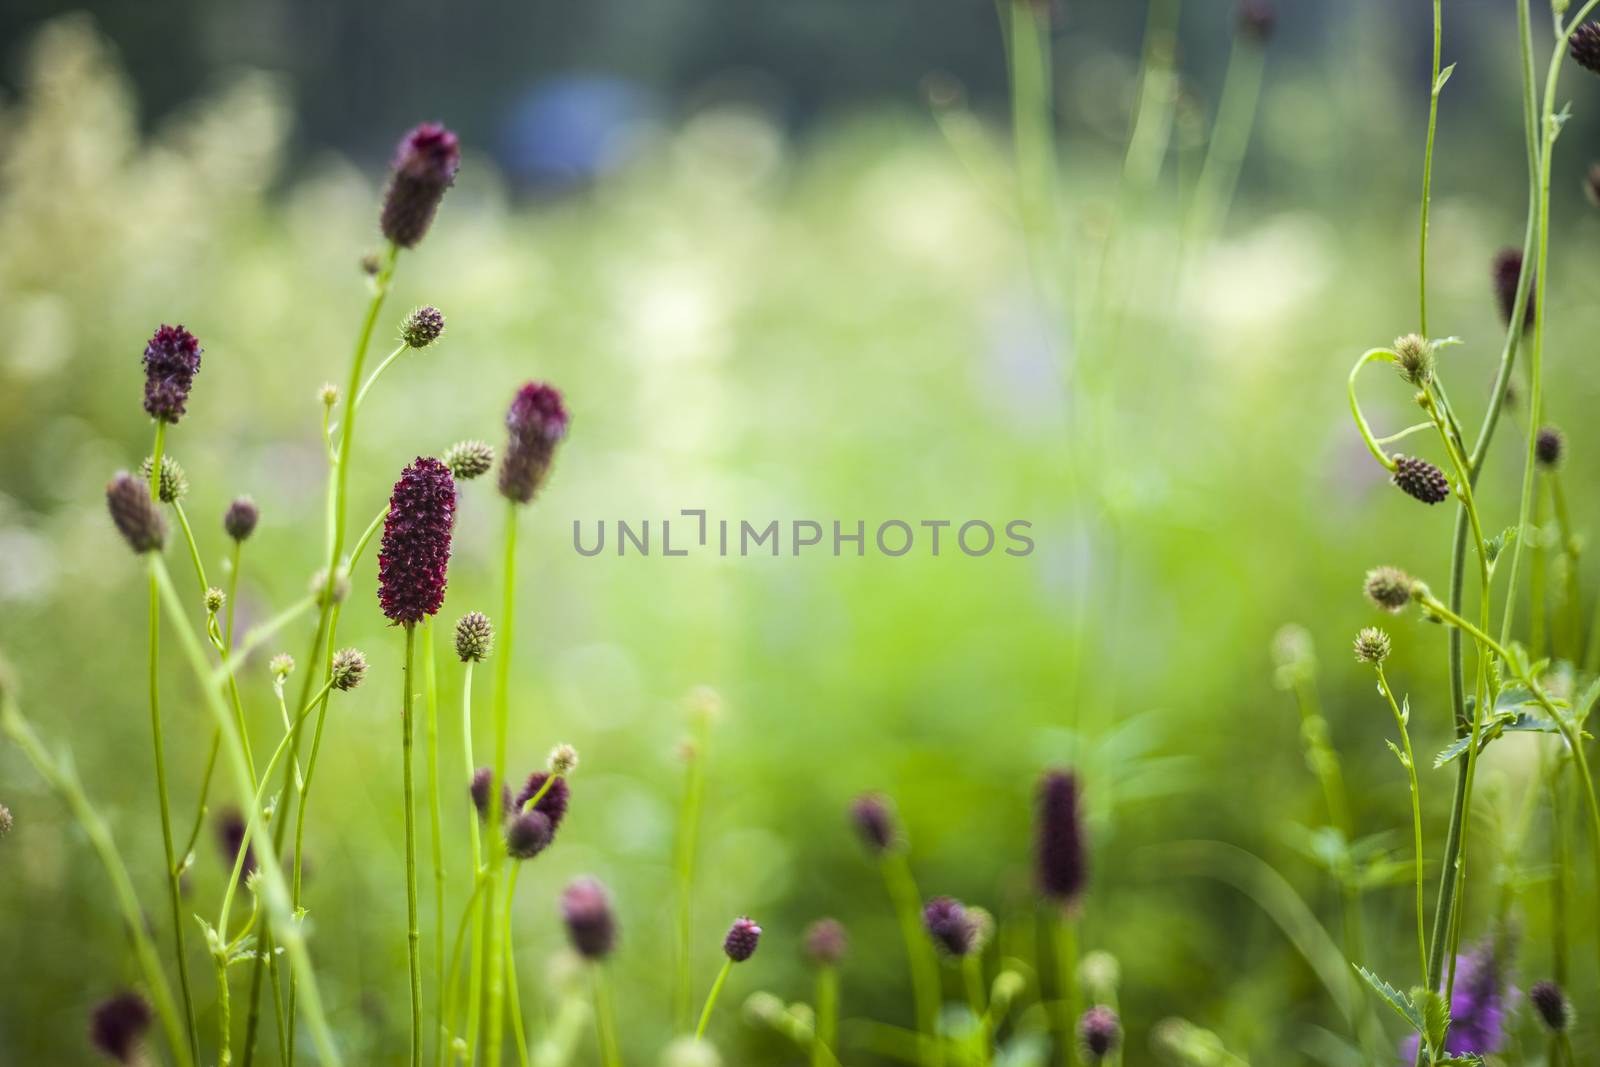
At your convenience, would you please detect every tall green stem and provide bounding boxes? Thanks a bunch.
[882,852,942,1067]
[1375,666,1429,989]
[695,959,734,1040]
[425,620,447,1067]
[405,623,424,1067]
[1055,912,1079,1067]
[594,967,623,1067]
[674,708,710,1029]
[813,966,839,1067]
[486,501,521,1067]
[1418,0,1442,336]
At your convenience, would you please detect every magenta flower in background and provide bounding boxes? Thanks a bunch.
[497,381,569,504]
[380,123,460,248]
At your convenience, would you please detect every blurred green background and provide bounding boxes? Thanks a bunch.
[5,4,1600,1066]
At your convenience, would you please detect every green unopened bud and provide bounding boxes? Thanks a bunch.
[204,587,225,615]
[140,454,189,503]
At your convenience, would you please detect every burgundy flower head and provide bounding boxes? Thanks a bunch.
[849,793,900,855]
[1392,454,1451,505]
[106,472,166,554]
[142,324,203,423]
[723,916,762,962]
[380,123,461,248]
[561,877,618,960]
[1492,248,1534,333]
[224,497,259,542]
[804,918,848,967]
[89,992,152,1063]
[377,457,456,624]
[922,896,975,957]
[470,767,511,822]
[505,809,553,860]
[1530,980,1570,1033]
[498,382,569,504]
[514,771,570,834]
[1571,22,1600,75]
[1078,1006,1121,1061]
[1037,769,1088,906]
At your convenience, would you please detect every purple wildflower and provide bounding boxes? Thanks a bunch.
[1037,769,1088,906]
[849,793,899,855]
[513,771,570,834]
[89,992,152,1063]
[142,324,202,423]
[923,896,976,957]
[561,877,618,960]
[377,457,456,625]
[497,382,569,504]
[380,123,460,248]
[723,917,762,962]
[106,472,167,554]
[469,767,510,822]
[1401,940,1515,1060]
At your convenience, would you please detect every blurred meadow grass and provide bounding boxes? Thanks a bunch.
[5,7,1600,1065]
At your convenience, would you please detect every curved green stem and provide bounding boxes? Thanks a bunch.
[354,343,409,409]
[1374,666,1429,989]
[486,501,521,1067]
[594,966,623,1067]
[1347,348,1402,470]
[695,958,734,1040]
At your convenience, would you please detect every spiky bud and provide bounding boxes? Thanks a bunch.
[380,123,461,248]
[1571,22,1600,74]
[89,992,152,1064]
[204,587,226,615]
[361,253,383,277]
[270,654,295,678]
[1365,566,1417,613]
[1493,248,1534,333]
[311,568,350,606]
[106,472,166,553]
[514,772,570,833]
[142,324,203,423]
[498,382,570,504]
[723,916,762,962]
[454,611,493,662]
[561,877,618,960]
[139,454,188,503]
[224,497,260,542]
[470,767,510,822]
[330,648,368,691]
[1078,1006,1122,1062]
[548,744,579,776]
[505,809,553,859]
[216,807,256,879]
[377,457,456,624]
[1530,980,1571,1033]
[401,306,445,348]
[1236,0,1274,42]
[1392,454,1450,505]
[804,918,847,967]
[849,793,900,855]
[443,440,495,482]
[922,896,975,957]
[1393,334,1434,387]
[1353,626,1391,664]
[319,383,340,408]
[0,803,12,835]
[1036,769,1088,907]
[1537,426,1565,469]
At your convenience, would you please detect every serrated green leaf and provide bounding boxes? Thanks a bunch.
[1354,965,1422,1031]
[1414,986,1449,1055]
[1437,1057,1485,1066]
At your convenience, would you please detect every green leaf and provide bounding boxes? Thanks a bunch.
[1437,1057,1485,1066]
[1414,986,1450,1056]
[1434,63,1457,94]
[1385,738,1410,769]
[1354,965,1422,1032]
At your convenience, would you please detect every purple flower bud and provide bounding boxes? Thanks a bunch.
[380,123,461,249]
[224,497,260,542]
[513,771,570,834]
[561,877,618,960]
[1391,454,1450,505]
[106,472,167,553]
[804,918,847,967]
[497,382,569,505]
[469,767,511,823]
[1493,248,1534,333]
[142,324,202,423]
[923,896,975,957]
[1236,0,1274,42]
[849,793,899,855]
[1036,769,1087,906]
[1536,426,1565,469]
[216,807,256,879]
[1571,22,1600,75]
[377,457,456,625]
[1530,980,1570,1033]
[401,306,445,348]
[89,992,152,1063]
[1078,1006,1121,1061]
[505,809,553,860]
[723,916,762,962]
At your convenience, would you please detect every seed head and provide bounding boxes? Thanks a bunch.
[923,896,975,957]
[319,382,340,408]
[1536,426,1565,469]
[1364,566,1416,613]
[505,809,554,859]
[498,381,570,504]
[380,123,461,248]
[470,767,510,822]
[270,654,295,678]
[453,611,493,662]
[1078,1006,1122,1062]
[444,440,495,481]
[1392,334,1434,387]
[142,324,203,423]
[1036,769,1088,906]
[224,497,260,542]
[1571,22,1600,74]
[1392,454,1450,505]
[139,454,188,503]
[377,457,456,625]
[1530,980,1571,1033]
[1236,0,1274,42]
[0,803,12,835]
[106,472,166,553]
[561,877,618,960]
[804,918,847,967]
[89,992,153,1063]
[204,587,226,615]
[1353,626,1391,664]
[1492,248,1534,333]
[849,792,900,855]
[514,772,570,833]
[401,306,445,348]
[723,916,762,962]
[330,648,368,691]
[548,744,579,776]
